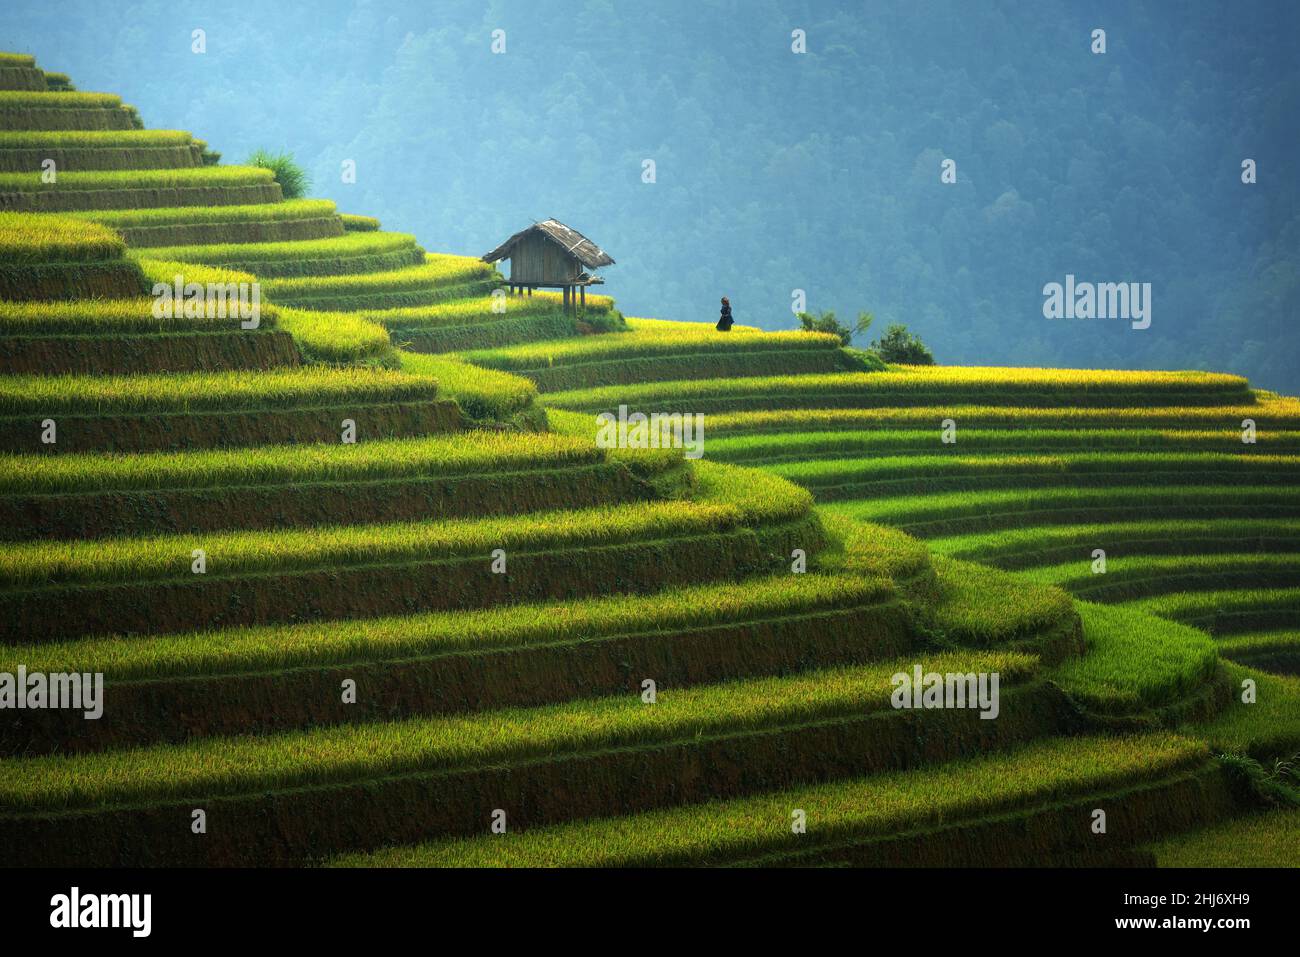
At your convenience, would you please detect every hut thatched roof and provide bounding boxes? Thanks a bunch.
[481,219,615,269]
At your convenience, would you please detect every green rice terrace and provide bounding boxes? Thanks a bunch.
[0,52,1296,869]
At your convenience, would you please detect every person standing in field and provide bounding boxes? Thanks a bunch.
[716,296,734,332]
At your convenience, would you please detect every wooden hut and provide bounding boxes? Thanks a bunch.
[481,219,615,312]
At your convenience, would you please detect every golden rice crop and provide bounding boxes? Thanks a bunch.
[0,166,275,191]
[262,252,492,297]
[463,326,840,370]
[0,653,1038,814]
[330,733,1205,867]
[0,90,121,108]
[0,431,598,496]
[275,308,394,364]
[0,211,123,262]
[0,366,440,416]
[0,130,193,147]
[72,199,337,228]
[698,400,1300,434]
[0,294,280,334]
[366,290,613,330]
[128,230,417,267]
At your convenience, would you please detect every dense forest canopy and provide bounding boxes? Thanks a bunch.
[5,0,1297,390]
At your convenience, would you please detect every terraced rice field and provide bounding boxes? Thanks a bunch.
[0,51,1293,871]
[130,230,427,278]
[70,199,346,247]
[331,733,1223,868]
[0,129,212,171]
[532,317,1299,865]
[0,211,145,299]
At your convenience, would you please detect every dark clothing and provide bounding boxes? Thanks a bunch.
[716,304,734,332]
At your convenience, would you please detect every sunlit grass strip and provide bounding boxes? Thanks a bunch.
[815,512,931,584]
[0,166,275,191]
[545,408,825,502]
[0,499,745,590]
[0,654,1038,814]
[1020,553,1300,601]
[625,318,761,335]
[768,451,1300,489]
[696,401,1300,435]
[70,199,336,228]
[536,407,605,439]
[0,431,600,495]
[463,327,841,370]
[1216,630,1300,661]
[826,485,1300,534]
[2,574,889,684]
[1126,589,1300,637]
[0,130,193,147]
[928,519,1300,569]
[0,454,664,544]
[543,368,1255,413]
[704,428,1300,463]
[595,366,1254,399]
[395,313,583,355]
[126,230,416,268]
[133,256,261,292]
[275,308,393,364]
[0,295,279,335]
[0,461,816,590]
[1193,662,1300,758]
[543,372,875,412]
[885,364,1249,392]
[0,91,121,108]
[1052,602,1219,714]
[929,556,1076,650]
[1150,808,1300,867]
[0,212,123,262]
[261,253,495,298]
[693,460,815,526]
[415,354,534,422]
[0,579,908,755]
[329,733,1206,867]
[368,291,611,331]
[523,406,700,478]
[0,366,438,417]
[149,250,421,282]
[399,352,537,420]
[493,349,857,394]
[340,214,379,231]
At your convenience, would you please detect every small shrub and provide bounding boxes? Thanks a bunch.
[844,348,888,371]
[872,323,935,365]
[578,308,627,334]
[246,148,311,199]
[796,310,873,347]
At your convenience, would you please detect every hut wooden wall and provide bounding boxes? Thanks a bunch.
[509,234,580,284]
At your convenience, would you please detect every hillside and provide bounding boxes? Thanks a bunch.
[0,52,1296,869]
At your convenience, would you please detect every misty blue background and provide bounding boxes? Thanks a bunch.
[5,0,1297,391]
